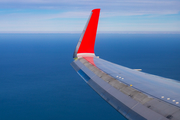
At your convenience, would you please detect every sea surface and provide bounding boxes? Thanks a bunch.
[0,33,180,120]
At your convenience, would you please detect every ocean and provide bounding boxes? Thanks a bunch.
[0,33,180,120]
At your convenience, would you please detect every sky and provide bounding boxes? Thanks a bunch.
[0,0,180,33]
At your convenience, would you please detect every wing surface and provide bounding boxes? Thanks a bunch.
[71,9,180,120]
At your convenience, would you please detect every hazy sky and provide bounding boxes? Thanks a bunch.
[0,0,180,32]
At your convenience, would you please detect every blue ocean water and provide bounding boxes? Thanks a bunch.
[0,33,180,120]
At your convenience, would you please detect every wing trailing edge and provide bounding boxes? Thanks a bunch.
[73,9,100,58]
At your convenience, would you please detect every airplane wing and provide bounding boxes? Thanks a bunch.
[71,9,180,120]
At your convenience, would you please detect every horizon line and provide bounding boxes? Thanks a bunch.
[0,31,180,34]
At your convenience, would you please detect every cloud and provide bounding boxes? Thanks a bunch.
[0,0,179,32]
[0,0,180,15]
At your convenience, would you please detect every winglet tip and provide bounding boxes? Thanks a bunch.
[92,8,100,12]
[73,8,100,58]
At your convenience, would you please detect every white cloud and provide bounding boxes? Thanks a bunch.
[0,0,180,15]
[0,0,179,32]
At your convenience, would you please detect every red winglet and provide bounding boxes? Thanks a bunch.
[73,9,100,58]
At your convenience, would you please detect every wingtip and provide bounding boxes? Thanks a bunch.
[73,8,100,58]
[92,8,101,12]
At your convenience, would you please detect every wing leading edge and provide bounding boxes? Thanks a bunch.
[71,9,180,120]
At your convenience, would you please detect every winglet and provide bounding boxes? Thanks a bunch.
[73,9,100,58]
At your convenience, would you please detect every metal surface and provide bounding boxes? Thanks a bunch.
[93,57,180,108]
[71,57,180,120]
